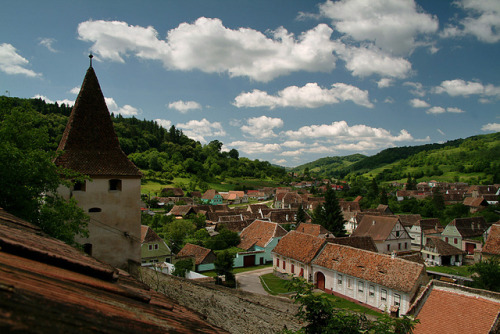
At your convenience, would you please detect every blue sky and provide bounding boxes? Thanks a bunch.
[1,0,499,167]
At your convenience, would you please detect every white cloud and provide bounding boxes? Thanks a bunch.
[426,106,446,114]
[234,82,373,109]
[437,129,445,136]
[168,100,202,113]
[442,0,500,43]
[38,38,58,53]
[272,158,288,165]
[32,95,74,107]
[404,81,426,97]
[155,119,172,129]
[177,118,226,143]
[78,18,338,82]
[227,141,281,154]
[0,43,41,77]
[334,43,412,78]
[447,107,465,113]
[70,87,81,94]
[434,79,500,99]
[482,123,500,132]
[281,140,307,148]
[240,116,283,139]
[377,78,394,88]
[319,0,438,55]
[409,98,430,108]
[104,97,139,116]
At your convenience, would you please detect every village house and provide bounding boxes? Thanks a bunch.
[312,243,428,316]
[235,220,287,267]
[463,196,489,213]
[480,223,500,261]
[351,215,412,254]
[176,243,216,272]
[272,231,327,281]
[329,236,379,253]
[421,236,465,266]
[200,189,223,205]
[408,280,500,334]
[140,225,172,264]
[441,217,490,255]
[54,64,142,270]
[295,222,330,238]
[169,204,197,219]
[407,218,443,248]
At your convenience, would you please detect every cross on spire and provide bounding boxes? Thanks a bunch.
[89,52,93,67]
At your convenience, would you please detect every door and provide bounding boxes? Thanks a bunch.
[243,255,255,267]
[316,272,325,291]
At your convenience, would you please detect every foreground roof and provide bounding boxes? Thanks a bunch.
[0,209,225,333]
[273,231,326,264]
[313,243,427,294]
[54,66,141,177]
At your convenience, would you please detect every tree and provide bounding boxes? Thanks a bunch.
[214,250,236,287]
[296,204,307,224]
[284,277,418,334]
[172,258,194,277]
[312,186,347,237]
[380,186,389,205]
[468,258,500,292]
[0,106,88,245]
[162,219,196,253]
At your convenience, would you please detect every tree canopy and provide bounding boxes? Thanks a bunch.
[312,186,347,237]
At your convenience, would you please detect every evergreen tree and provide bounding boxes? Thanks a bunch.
[296,204,307,224]
[214,250,236,287]
[380,186,389,205]
[312,185,347,237]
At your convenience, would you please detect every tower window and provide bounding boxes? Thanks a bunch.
[109,179,122,191]
[73,180,86,191]
[83,243,92,256]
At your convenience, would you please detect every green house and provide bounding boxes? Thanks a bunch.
[141,225,172,264]
[200,189,223,205]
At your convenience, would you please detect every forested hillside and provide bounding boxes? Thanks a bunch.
[0,96,287,183]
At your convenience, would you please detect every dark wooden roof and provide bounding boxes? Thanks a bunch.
[54,66,141,177]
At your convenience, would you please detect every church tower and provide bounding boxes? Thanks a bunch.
[55,58,142,269]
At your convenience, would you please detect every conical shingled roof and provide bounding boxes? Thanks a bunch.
[55,66,141,177]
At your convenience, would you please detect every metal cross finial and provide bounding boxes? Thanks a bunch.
[89,52,93,67]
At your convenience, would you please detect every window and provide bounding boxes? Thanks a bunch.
[347,278,352,289]
[396,231,400,237]
[338,274,343,285]
[454,238,458,244]
[358,281,364,293]
[387,244,390,252]
[83,243,92,256]
[291,264,295,274]
[89,207,101,213]
[445,237,449,242]
[148,244,153,251]
[276,258,280,267]
[109,179,122,191]
[154,244,159,250]
[381,289,387,301]
[299,268,304,277]
[369,285,375,297]
[398,243,401,250]
[283,260,286,270]
[394,293,401,306]
[405,242,408,249]
[73,180,86,191]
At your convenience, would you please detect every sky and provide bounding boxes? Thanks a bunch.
[1,0,499,167]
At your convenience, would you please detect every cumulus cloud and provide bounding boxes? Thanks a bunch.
[78,18,338,82]
[177,118,226,143]
[155,119,172,129]
[482,123,500,132]
[281,140,307,148]
[0,43,41,77]
[38,38,58,52]
[409,98,430,108]
[434,79,500,99]
[70,87,81,94]
[32,94,74,107]
[426,106,465,114]
[377,78,394,88]
[241,116,283,139]
[168,100,202,113]
[227,141,281,154]
[319,0,438,55]
[441,0,500,43]
[234,82,373,109]
[404,81,426,97]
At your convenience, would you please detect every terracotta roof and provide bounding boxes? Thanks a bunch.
[54,67,141,177]
[248,204,269,214]
[169,205,195,216]
[412,284,500,334]
[313,243,427,294]
[201,189,219,200]
[424,236,465,256]
[0,208,225,333]
[351,215,401,242]
[161,187,184,197]
[140,225,163,243]
[273,231,326,264]
[482,223,500,255]
[329,236,378,253]
[296,223,330,237]
[177,243,214,265]
[448,217,489,238]
[238,220,287,250]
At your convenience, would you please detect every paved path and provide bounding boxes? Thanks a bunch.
[235,267,273,295]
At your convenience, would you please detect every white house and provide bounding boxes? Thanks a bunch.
[312,243,428,316]
[421,236,465,266]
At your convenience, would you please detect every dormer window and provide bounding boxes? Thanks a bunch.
[73,180,86,191]
[109,179,122,191]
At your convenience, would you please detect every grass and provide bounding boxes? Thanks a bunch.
[260,273,294,295]
[322,294,382,318]
[426,265,472,277]
[201,264,272,278]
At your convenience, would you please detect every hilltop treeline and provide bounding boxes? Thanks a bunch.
[0,96,287,182]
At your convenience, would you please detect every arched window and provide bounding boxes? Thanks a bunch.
[89,208,102,213]
[109,179,122,191]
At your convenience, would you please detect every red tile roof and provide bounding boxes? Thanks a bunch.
[351,215,401,242]
[313,243,427,294]
[140,225,163,243]
[54,67,141,177]
[483,223,500,256]
[238,220,287,250]
[273,231,326,264]
[413,287,500,334]
[296,223,330,237]
[177,243,215,265]
[0,208,225,333]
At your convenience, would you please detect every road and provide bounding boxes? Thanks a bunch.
[235,267,273,295]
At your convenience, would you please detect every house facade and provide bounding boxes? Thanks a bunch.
[176,243,216,272]
[421,236,465,266]
[140,225,172,264]
[200,189,223,205]
[54,64,142,270]
[312,243,428,316]
[441,217,489,254]
[351,215,412,254]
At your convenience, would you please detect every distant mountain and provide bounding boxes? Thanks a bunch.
[292,133,500,184]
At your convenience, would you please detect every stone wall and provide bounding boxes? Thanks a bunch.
[139,268,303,334]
